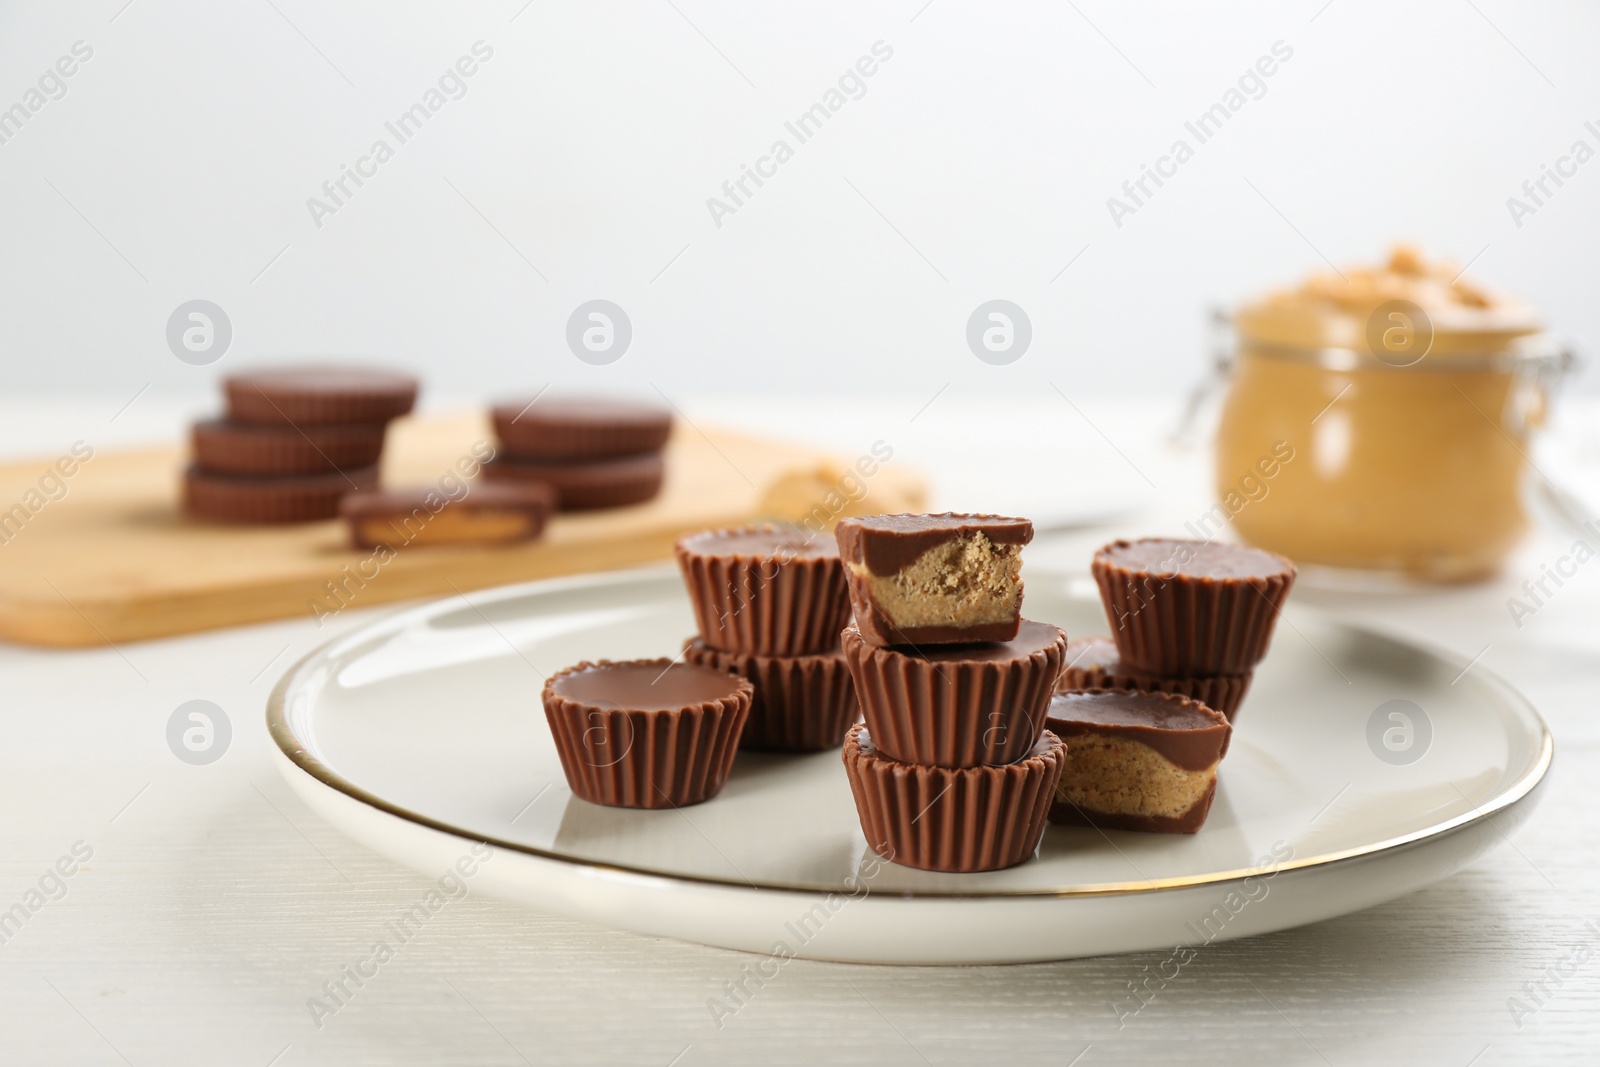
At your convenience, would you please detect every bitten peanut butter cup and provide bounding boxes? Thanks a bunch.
[1058,636,1254,722]
[182,464,376,524]
[842,724,1065,873]
[675,525,850,656]
[191,418,387,476]
[482,452,665,511]
[835,513,1033,647]
[223,365,418,426]
[841,620,1066,768]
[681,638,859,752]
[1045,690,1231,834]
[542,659,752,809]
[340,483,556,550]
[1092,538,1296,677]
[492,396,672,461]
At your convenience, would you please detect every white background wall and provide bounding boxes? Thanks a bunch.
[1,0,1596,411]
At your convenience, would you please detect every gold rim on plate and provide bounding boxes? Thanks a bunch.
[266,568,1554,901]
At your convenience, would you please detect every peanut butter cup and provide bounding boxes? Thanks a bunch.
[675,524,850,656]
[842,724,1065,872]
[1045,690,1231,834]
[482,452,664,510]
[542,659,752,809]
[1092,538,1296,677]
[191,418,386,476]
[840,620,1066,768]
[492,396,672,461]
[223,365,418,426]
[1058,636,1254,722]
[835,513,1032,646]
[681,638,858,752]
[340,483,555,550]
[183,464,376,523]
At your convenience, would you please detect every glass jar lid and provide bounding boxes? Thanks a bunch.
[1234,244,1545,369]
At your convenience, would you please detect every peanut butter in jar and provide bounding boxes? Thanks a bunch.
[1215,246,1568,582]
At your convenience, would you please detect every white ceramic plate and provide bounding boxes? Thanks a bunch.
[269,567,1551,964]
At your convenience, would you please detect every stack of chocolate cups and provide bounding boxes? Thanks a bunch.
[184,365,418,523]
[834,514,1068,873]
[1081,538,1299,722]
[675,525,860,752]
[483,397,671,511]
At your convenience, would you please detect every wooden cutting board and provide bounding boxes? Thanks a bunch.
[0,413,925,648]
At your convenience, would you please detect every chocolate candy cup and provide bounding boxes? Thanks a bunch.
[835,512,1032,647]
[224,365,418,426]
[340,483,556,550]
[542,658,752,809]
[842,724,1065,873]
[182,465,376,524]
[1092,538,1296,677]
[681,638,858,752]
[482,452,664,511]
[840,620,1066,768]
[1045,689,1230,834]
[492,396,672,461]
[191,418,387,476]
[1058,636,1254,722]
[676,525,850,656]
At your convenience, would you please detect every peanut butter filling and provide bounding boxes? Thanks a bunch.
[358,509,535,547]
[1055,734,1217,819]
[845,532,1021,631]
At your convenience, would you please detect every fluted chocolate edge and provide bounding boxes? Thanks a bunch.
[840,622,1066,768]
[842,725,1065,873]
[491,405,672,461]
[224,384,417,426]
[482,453,665,511]
[675,526,851,656]
[182,465,376,523]
[681,639,859,752]
[1092,551,1296,677]
[192,420,387,476]
[1058,663,1254,723]
[541,658,752,809]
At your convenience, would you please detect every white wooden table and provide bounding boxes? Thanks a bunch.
[2,396,1596,1066]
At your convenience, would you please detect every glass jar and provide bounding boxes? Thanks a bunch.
[1213,248,1574,583]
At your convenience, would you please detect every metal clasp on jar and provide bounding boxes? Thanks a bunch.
[1168,305,1235,448]
[1505,342,1578,437]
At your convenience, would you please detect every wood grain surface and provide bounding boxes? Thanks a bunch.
[0,413,924,648]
